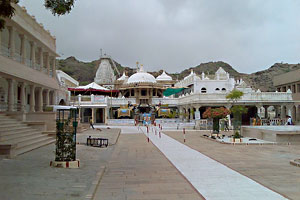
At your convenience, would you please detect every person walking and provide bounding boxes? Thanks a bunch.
[224,118,229,131]
[90,118,95,129]
[286,115,293,125]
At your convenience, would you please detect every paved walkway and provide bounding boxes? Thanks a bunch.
[0,128,120,200]
[164,130,300,200]
[94,132,203,200]
[141,126,287,200]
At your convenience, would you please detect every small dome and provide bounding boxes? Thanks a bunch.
[156,71,172,81]
[127,65,156,84]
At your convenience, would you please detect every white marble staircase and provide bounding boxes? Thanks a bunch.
[0,113,55,157]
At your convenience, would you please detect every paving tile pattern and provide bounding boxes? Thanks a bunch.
[95,133,203,200]
[164,130,300,200]
[0,131,116,200]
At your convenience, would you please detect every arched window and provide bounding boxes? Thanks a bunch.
[201,87,207,93]
[222,88,226,92]
[215,88,220,91]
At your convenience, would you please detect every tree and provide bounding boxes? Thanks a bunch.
[226,89,248,137]
[0,0,76,30]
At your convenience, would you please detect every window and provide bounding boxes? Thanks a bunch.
[131,89,134,96]
[201,87,207,93]
[141,89,147,96]
[222,88,226,92]
[215,88,220,91]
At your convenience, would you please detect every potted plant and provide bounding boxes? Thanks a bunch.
[203,107,231,134]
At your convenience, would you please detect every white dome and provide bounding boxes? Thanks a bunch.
[127,65,156,84]
[156,71,172,81]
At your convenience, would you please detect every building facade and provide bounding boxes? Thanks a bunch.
[70,60,295,125]
[273,69,300,123]
[0,4,59,115]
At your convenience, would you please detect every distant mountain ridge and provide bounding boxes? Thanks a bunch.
[57,57,300,92]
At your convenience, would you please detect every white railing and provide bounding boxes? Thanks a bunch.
[111,98,136,106]
[178,92,293,104]
[152,98,179,105]
[0,45,10,57]
[35,63,41,71]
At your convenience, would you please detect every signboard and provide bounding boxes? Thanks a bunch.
[94,95,106,103]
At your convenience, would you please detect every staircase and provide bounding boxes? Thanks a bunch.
[0,113,55,157]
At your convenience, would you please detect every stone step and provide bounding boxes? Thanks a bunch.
[0,131,42,143]
[0,128,34,137]
[0,126,32,133]
[15,138,55,156]
[0,119,21,124]
[0,122,25,129]
[15,135,53,149]
[0,113,55,157]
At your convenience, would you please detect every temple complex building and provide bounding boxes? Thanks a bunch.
[69,57,296,125]
[0,4,61,157]
[273,68,300,122]
[0,4,59,114]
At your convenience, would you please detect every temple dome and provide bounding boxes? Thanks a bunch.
[156,71,172,81]
[127,65,156,84]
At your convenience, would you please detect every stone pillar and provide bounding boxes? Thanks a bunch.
[91,108,95,124]
[30,41,36,68]
[225,104,232,127]
[256,105,262,118]
[30,85,35,112]
[8,26,15,58]
[286,104,293,119]
[105,107,109,124]
[20,82,26,112]
[52,57,56,78]
[263,105,268,119]
[45,52,50,75]
[45,89,50,107]
[20,34,26,64]
[190,107,194,120]
[280,105,285,120]
[78,94,82,104]
[194,105,201,120]
[0,29,2,50]
[7,79,15,111]
[39,48,43,71]
[51,90,56,105]
[184,106,189,120]
[37,87,43,112]
[296,105,300,124]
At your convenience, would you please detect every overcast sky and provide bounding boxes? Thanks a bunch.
[19,0,300,74]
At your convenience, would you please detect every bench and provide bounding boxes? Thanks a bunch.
[86,137,108,147]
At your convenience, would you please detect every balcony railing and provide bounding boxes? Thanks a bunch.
[0,45,10,57]
[178,92,293,104]
[152,98,179,106]
[35,63,41,71]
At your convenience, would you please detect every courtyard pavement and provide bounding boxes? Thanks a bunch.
[94,129,203,200]
[139,126,287,200]
[163,129,300,200]
[0,128,120,200]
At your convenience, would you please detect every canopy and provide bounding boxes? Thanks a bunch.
[68,82,119,96]
[163,88,184,96]
[76,82,108,90]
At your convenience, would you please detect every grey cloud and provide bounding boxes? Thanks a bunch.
[19,0,300,73]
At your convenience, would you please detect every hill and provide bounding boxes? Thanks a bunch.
[57,57,300,91]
